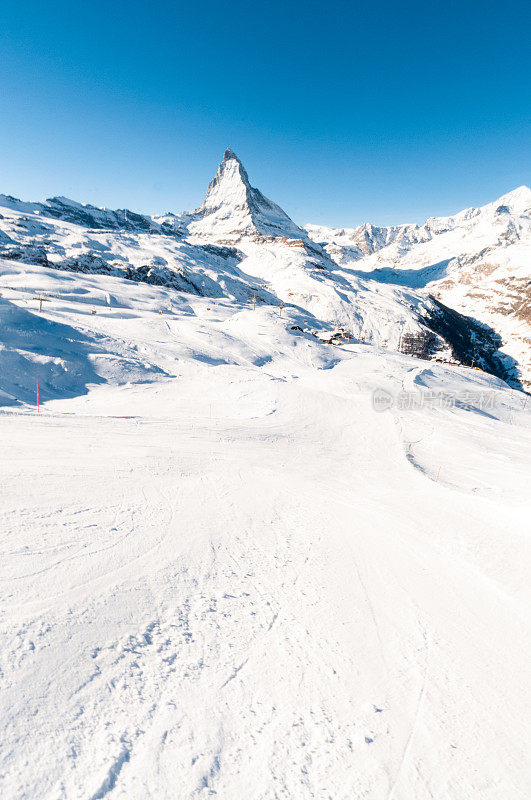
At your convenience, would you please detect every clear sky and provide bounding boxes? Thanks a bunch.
[1,0,529,226]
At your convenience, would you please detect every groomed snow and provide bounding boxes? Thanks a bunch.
[0,262,530,799]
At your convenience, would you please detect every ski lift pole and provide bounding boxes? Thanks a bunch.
[35,294,51,313]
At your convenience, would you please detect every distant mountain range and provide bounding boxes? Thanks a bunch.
[0,150,529,389]
[306,185,531,389]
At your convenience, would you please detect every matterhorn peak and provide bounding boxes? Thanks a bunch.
[187,149,306,243]
[223,147,241,163]
[201,148,252,212]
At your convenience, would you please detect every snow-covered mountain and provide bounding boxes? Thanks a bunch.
[0,153,528,389]
[187,148,308,242]
[305,220,427,263]
[0,193,154,232]
[306,186,531,388]
[306,186,531,263]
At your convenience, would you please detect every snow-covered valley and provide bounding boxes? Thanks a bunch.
[0,152,530,799]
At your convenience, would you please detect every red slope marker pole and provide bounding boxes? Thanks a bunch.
[36,378,39,413]
[435,465,441,482]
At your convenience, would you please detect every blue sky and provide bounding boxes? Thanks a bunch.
[1,0,529,226]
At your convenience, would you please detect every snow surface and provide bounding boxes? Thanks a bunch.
[1,258,530,799]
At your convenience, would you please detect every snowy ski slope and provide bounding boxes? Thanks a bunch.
[0,259,530,799]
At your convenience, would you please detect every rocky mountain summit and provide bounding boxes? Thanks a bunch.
[188,148,306,241]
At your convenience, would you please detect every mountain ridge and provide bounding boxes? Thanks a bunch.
[0,152,528,388]
[305,184,530,388]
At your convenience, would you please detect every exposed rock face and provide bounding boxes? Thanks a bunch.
[420,298,522,388]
